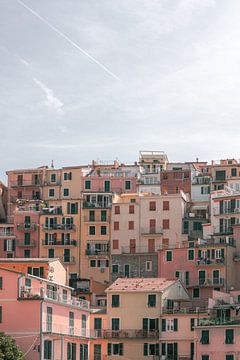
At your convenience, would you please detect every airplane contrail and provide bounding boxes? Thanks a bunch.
[17,0,121,81]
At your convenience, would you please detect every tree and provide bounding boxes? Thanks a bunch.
[0,332,24,360]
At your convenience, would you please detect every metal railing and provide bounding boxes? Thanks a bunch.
[40,207,63,215]
[197,317,240,327]
[0,229,14,237]
[121,245,159,254]
[42,224,76,231]
[16,240,36,247]
[17,223,37,231]
[85,249,109,256]
[90,329,159,339]
[198,277,224,286]
[197,258,225,266]
[83,216,110,222]
[214,226,233,235]
[11,195,42,202]
[60,256,75,264]
[83,202,112,209]
[42,239,77,246]
[162,307,208,314]
[141,227,163,235]
[19,286,89,309]
[10,180,42,187]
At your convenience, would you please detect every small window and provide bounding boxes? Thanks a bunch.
[114,222,119,231]
[149,201,156,211]
[48,249,55,258]
[112,264,119,273]
[146,261,152,271]
[125,180,131,190]
[112,295,120,307]
[63,188,69,197]
[166,251,172,262]
[226,355,234,360]
[64,172,72,181]
[50,174,56,182]
[202,356,209,360]
[24,249,30,258]
[163,201,169,211]
[89,226,96,235]
[188,249,194,260]
[231,168,237,177]
[200,330,209,344]
[115,206,120,215]
[128,221,134,230]
[112,240,119,249]
[49,189,55,197]
[44,340,52,360]
[163,219,170,229]
[225,329,234,344]
[90,260,96,267]
[148,294,156,307]
[25,278,31,287]
[193,288,200,298]
[85,180,91,190]
[101,210,107,222]
[190,318,195,331]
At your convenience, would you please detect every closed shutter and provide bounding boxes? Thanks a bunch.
[107,343,112,355]
[174,318,178,331]
[144,343,148,356]
[3,240,7,252]
[161,343,166,355]
[12,240,15,251]
[156,344,160,356]
[161,319,166,331]
[119,343,123,355]
[143,318,148,330]
[39,267,44,278]
[72,343,76,360]
[67,203,70,214]
[27,267,32,275]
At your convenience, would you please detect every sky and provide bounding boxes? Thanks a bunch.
[1,0,240,180]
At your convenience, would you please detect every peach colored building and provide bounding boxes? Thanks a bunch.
[0,222,15,258]
[111,192,189,281]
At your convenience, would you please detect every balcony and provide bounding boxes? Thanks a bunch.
[40,207,63,215]
[42,224,76,231]
[188,230,203,240]
[85,248,109,256]
[0,229,15,237]
[197,258,225,266]
[121,245,160,254]
[10,180,42,187]
[16,240,36,247]
[42,240,77,246]
[84,216,110,222]
[141,227,163,236]
[60,256,75,264]
[162,306,208,314]
[198,277,224,287]
[197,317,240,327]
[91,329,159,339]
[192,177,211,185]
[83,201,111,209]
[213,226,233,235]
[42,322,90,338]
[19,286,89,309]
[11,195,42,202]
[17,223,37,231]
[213,208,240,216]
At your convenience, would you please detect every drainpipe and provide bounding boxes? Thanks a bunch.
[61,336,64,360]
[40,300,43,360]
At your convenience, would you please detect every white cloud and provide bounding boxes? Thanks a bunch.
[33,77,64,114]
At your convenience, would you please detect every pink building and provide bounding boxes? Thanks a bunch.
[0,267,92,360]
[0,223,15,258]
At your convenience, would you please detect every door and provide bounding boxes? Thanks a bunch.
[124,264,130,278]
[130,239,136,254]
[148,238,155,253]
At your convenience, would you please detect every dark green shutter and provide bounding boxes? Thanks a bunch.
[190,318,195,331]
[174,318,178,331]
[143,318,148,330]
[220,201,223,214]
[12,240,15,251]
[107,343,112,355]
[161,319,166,331]
[156,344,159,356]
[39,267,44,278]
[3,240,7,251]
[161,343,166,355]
[119,343,123,355]
[67,343,71,360]
[72,343,76,360]
[144,343,148,356]
[0,277,2,290]
[173,343,178,359]
[67,203,70,214]
[27,267,32,274]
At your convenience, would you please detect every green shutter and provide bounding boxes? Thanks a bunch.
[27,267,32,274]
[12,240,15,251]
[67,203,70,214]
[161,343,166,355]
[156,344,159,356]
[143,318,148,330]
[0,277,2,290]
[119,343,123,356]
[107,343,112,355]
[174,318,178,331]
[3,240,7,252]
[161,319,166,331]
[144,343,148,356]
[190,318,195,331]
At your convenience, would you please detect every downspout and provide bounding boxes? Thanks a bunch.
[61,336,64,360]
[40,300,43,360]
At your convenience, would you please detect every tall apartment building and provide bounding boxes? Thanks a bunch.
[111,191,189,281]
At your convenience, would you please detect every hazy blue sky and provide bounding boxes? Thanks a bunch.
[1,0,240,180]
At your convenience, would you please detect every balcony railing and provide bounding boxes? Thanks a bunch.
[42,322,89,338]
[213,226,233,235]
[141,227,163,235]
[16,240,36,247]
[19,286,89,309]
[90,329,159,339]
[17,223,37,231]
[42,240,77,246]
[11,195,42,202]
[83,216,110,222]
[60,256,75,264]
[10,180,42,187]
[197,258,225,266]
[40,207,63,215]
[42,224,76,231]
[83,202,111,209]
[198,277,224,286]
[0,230,15,237]
[197,317,240,327]
[120,245,160,254]
[162,307,208,314]
[213,208,240,216]
[85,249,109,256]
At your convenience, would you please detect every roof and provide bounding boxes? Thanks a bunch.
[106,278,177,293]
[0,257,61,264]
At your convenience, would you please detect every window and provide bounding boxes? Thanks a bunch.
[100,226,107,235]
[146,261,152,271]
[67,343,76,360]
[231,168,237,177]
[112,294,120,307]
[64,172,72,181]
[101,210,107,221]
[128,221,134,230]
[226,355,234,360]
[63,188,69,196]
[115,206,120,214]
[125,180,131,190]
[89,226,96,235]
[49,189,55,197]
[112,318,120,330]
[193,288,200,298]
[225,329,234,344]
[94,344,101,360]
[85,180,91,189]
[163,219,170,229]
[149,201,156,211]
[44,340,52,360]
[188,249,194,260]
[112,264,119,273]
[46,307,52,332]
[215,170,226,181]
[50,174,56,182]
[0,277,2,290]
[24,249,30,258]
[108,343,123,356]
[202,356,209,360]
[143,343,159,356]
[67,202,78,214]
[129,205,134,214]
[80,344,88,360]
[82,315,86,336]
[148,294,156,307]
[90,260,96,267]
[162,319,178,332]
[112,239,119,249]
[163,201,169,210]
[114,222,119,231]
[190,318,195,331]
[94,318,102,330]
[24,232,30,246]
[104,180,111,192]
[48,249,54,258]
[201,330,209,344]
[69,311,74,335]
[166,251,172,262]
